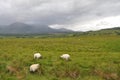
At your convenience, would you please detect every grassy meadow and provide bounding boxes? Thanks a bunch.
[0,35,120,80]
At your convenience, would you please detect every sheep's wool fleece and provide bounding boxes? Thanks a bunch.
[61,54,70,60]
[30,64,39,72]
[34,53,42,59]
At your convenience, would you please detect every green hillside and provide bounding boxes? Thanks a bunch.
[74,27,120,36]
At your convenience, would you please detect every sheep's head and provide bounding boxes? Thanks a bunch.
[60,55,63,58]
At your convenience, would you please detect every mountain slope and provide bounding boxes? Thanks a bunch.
[0,22,73,34]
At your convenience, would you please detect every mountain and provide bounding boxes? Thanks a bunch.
[0,22,73,34]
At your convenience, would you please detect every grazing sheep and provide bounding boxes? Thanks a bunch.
[30,64,40,72]
[60,54,70,61]
[34,53,42,59]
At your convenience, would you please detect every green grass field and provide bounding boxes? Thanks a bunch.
[0,35,120,80]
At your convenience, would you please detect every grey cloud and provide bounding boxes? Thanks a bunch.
[0,0,120,30]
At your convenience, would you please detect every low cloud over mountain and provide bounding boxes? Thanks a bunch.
[0,22,73,34]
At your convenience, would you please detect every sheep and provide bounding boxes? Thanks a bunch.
[60,54,70,61]
[34,53,42,59]
[30,64,40,72]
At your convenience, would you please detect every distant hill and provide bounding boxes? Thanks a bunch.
[88,27,120,35]
[73,27,120,36]
[0,22,73,34]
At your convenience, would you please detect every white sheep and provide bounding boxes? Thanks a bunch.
[30,64,40,72]
[34,53,42,59]
[60,54,70,61]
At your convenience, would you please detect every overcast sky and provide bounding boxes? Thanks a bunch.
[0,0,120,31]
